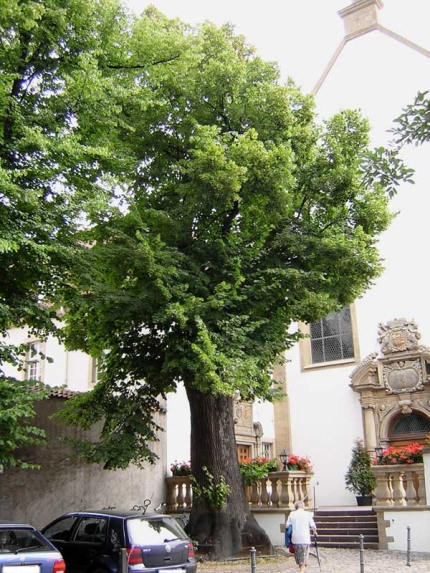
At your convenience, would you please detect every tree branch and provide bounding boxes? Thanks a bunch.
[104,54,181,69]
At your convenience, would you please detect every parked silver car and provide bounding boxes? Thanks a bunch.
[0,521,66,573]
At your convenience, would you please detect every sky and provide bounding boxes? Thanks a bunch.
[125,0,430,94]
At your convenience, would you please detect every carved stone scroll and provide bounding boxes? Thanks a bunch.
[378,318,421,355]
[383,359,423,394]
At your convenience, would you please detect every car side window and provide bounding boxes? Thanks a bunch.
[43,517,78,542]
[75,518,107,543]
[108,519,124,549]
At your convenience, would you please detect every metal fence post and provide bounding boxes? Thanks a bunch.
[250,546,257,573]
[120,548,127,573]
[406,526,411,567]
[359,534,365,573]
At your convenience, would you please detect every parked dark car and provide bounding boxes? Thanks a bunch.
[41,510,197,573]
[0,521,66,573]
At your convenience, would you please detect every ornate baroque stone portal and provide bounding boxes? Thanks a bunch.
[350,318,430,451]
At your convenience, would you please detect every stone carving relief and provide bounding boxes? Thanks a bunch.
[398,399,413,414]
[351,318,430,450]
[234,403,252,424]
[383,359,424,395]
[416,400,430,415]
[377,403,396,423]
[350,352,378,378]
[378,318,421,355]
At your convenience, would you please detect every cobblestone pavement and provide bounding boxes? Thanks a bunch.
[198,547,430,573]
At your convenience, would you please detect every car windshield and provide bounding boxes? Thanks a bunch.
[127,517,187,545]
[0,528,52,554]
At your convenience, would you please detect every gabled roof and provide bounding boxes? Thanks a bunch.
[313,0,430,94]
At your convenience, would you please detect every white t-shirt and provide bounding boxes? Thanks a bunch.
[286,508,316,545]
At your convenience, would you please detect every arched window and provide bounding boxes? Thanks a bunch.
[389,412,430,445]
[392,413,430,434]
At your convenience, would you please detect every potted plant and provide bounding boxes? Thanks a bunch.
[345,438,376,506]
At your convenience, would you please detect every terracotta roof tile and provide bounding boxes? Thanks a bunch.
[30,384,79,398]
[49,387,78,398]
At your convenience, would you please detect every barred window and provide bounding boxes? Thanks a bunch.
[299,304,359,370]
[392,414,430,435]
[310,307,354,364]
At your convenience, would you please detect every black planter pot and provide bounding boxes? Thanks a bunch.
[356,495,373,506]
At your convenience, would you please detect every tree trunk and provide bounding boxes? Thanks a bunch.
[185,387,273,560]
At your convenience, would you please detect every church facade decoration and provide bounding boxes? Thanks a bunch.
[350,318,430,451]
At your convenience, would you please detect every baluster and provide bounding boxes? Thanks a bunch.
[303,476,313,508]
[388,474,394,505]
[260,477,269,507]
[391,470,407,506]
[373,469,391,506]
[296,475,304,501]
[176,479,185,508]
[165,478,177,511]
[279,474,290,507]
[184,480,193,508]
[415,467,427,506]
[403,469,417,506]
[291,477,298,505]
[250,483,260,507]
[270,476,280,507]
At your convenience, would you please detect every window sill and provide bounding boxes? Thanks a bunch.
[301,357,358,372]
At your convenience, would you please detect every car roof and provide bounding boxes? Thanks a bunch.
[61,509,167,519]
[0,521,36,529]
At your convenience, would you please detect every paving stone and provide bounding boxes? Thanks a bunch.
[198,547,430,573]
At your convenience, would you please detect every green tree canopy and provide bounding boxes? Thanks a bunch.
[52,7,402,557]
[2,0,421,556]
[0,0,133,467]
[59,13,394,461]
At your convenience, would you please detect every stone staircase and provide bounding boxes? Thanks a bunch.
[312,508,379,549]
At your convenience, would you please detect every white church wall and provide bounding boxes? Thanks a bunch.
[284,9,430,507]
[286,343,363,506]
[384,511,429,552]
[166,383,192,470]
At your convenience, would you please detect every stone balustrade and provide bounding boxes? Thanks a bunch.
[372,463,426,507]
[165,471,314,511]
[247,471,314,508]
[165,475,193,510]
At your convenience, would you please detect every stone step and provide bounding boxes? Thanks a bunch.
[313,540,380,550]
[316,518,377,525]
[313,533,379,542]
[312,509,379,549]
[314,527,377,535]
[315,513,376,523]
[316,509,374,516]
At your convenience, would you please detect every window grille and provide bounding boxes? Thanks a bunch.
[392,413,430,435]
[310,307,354,363]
